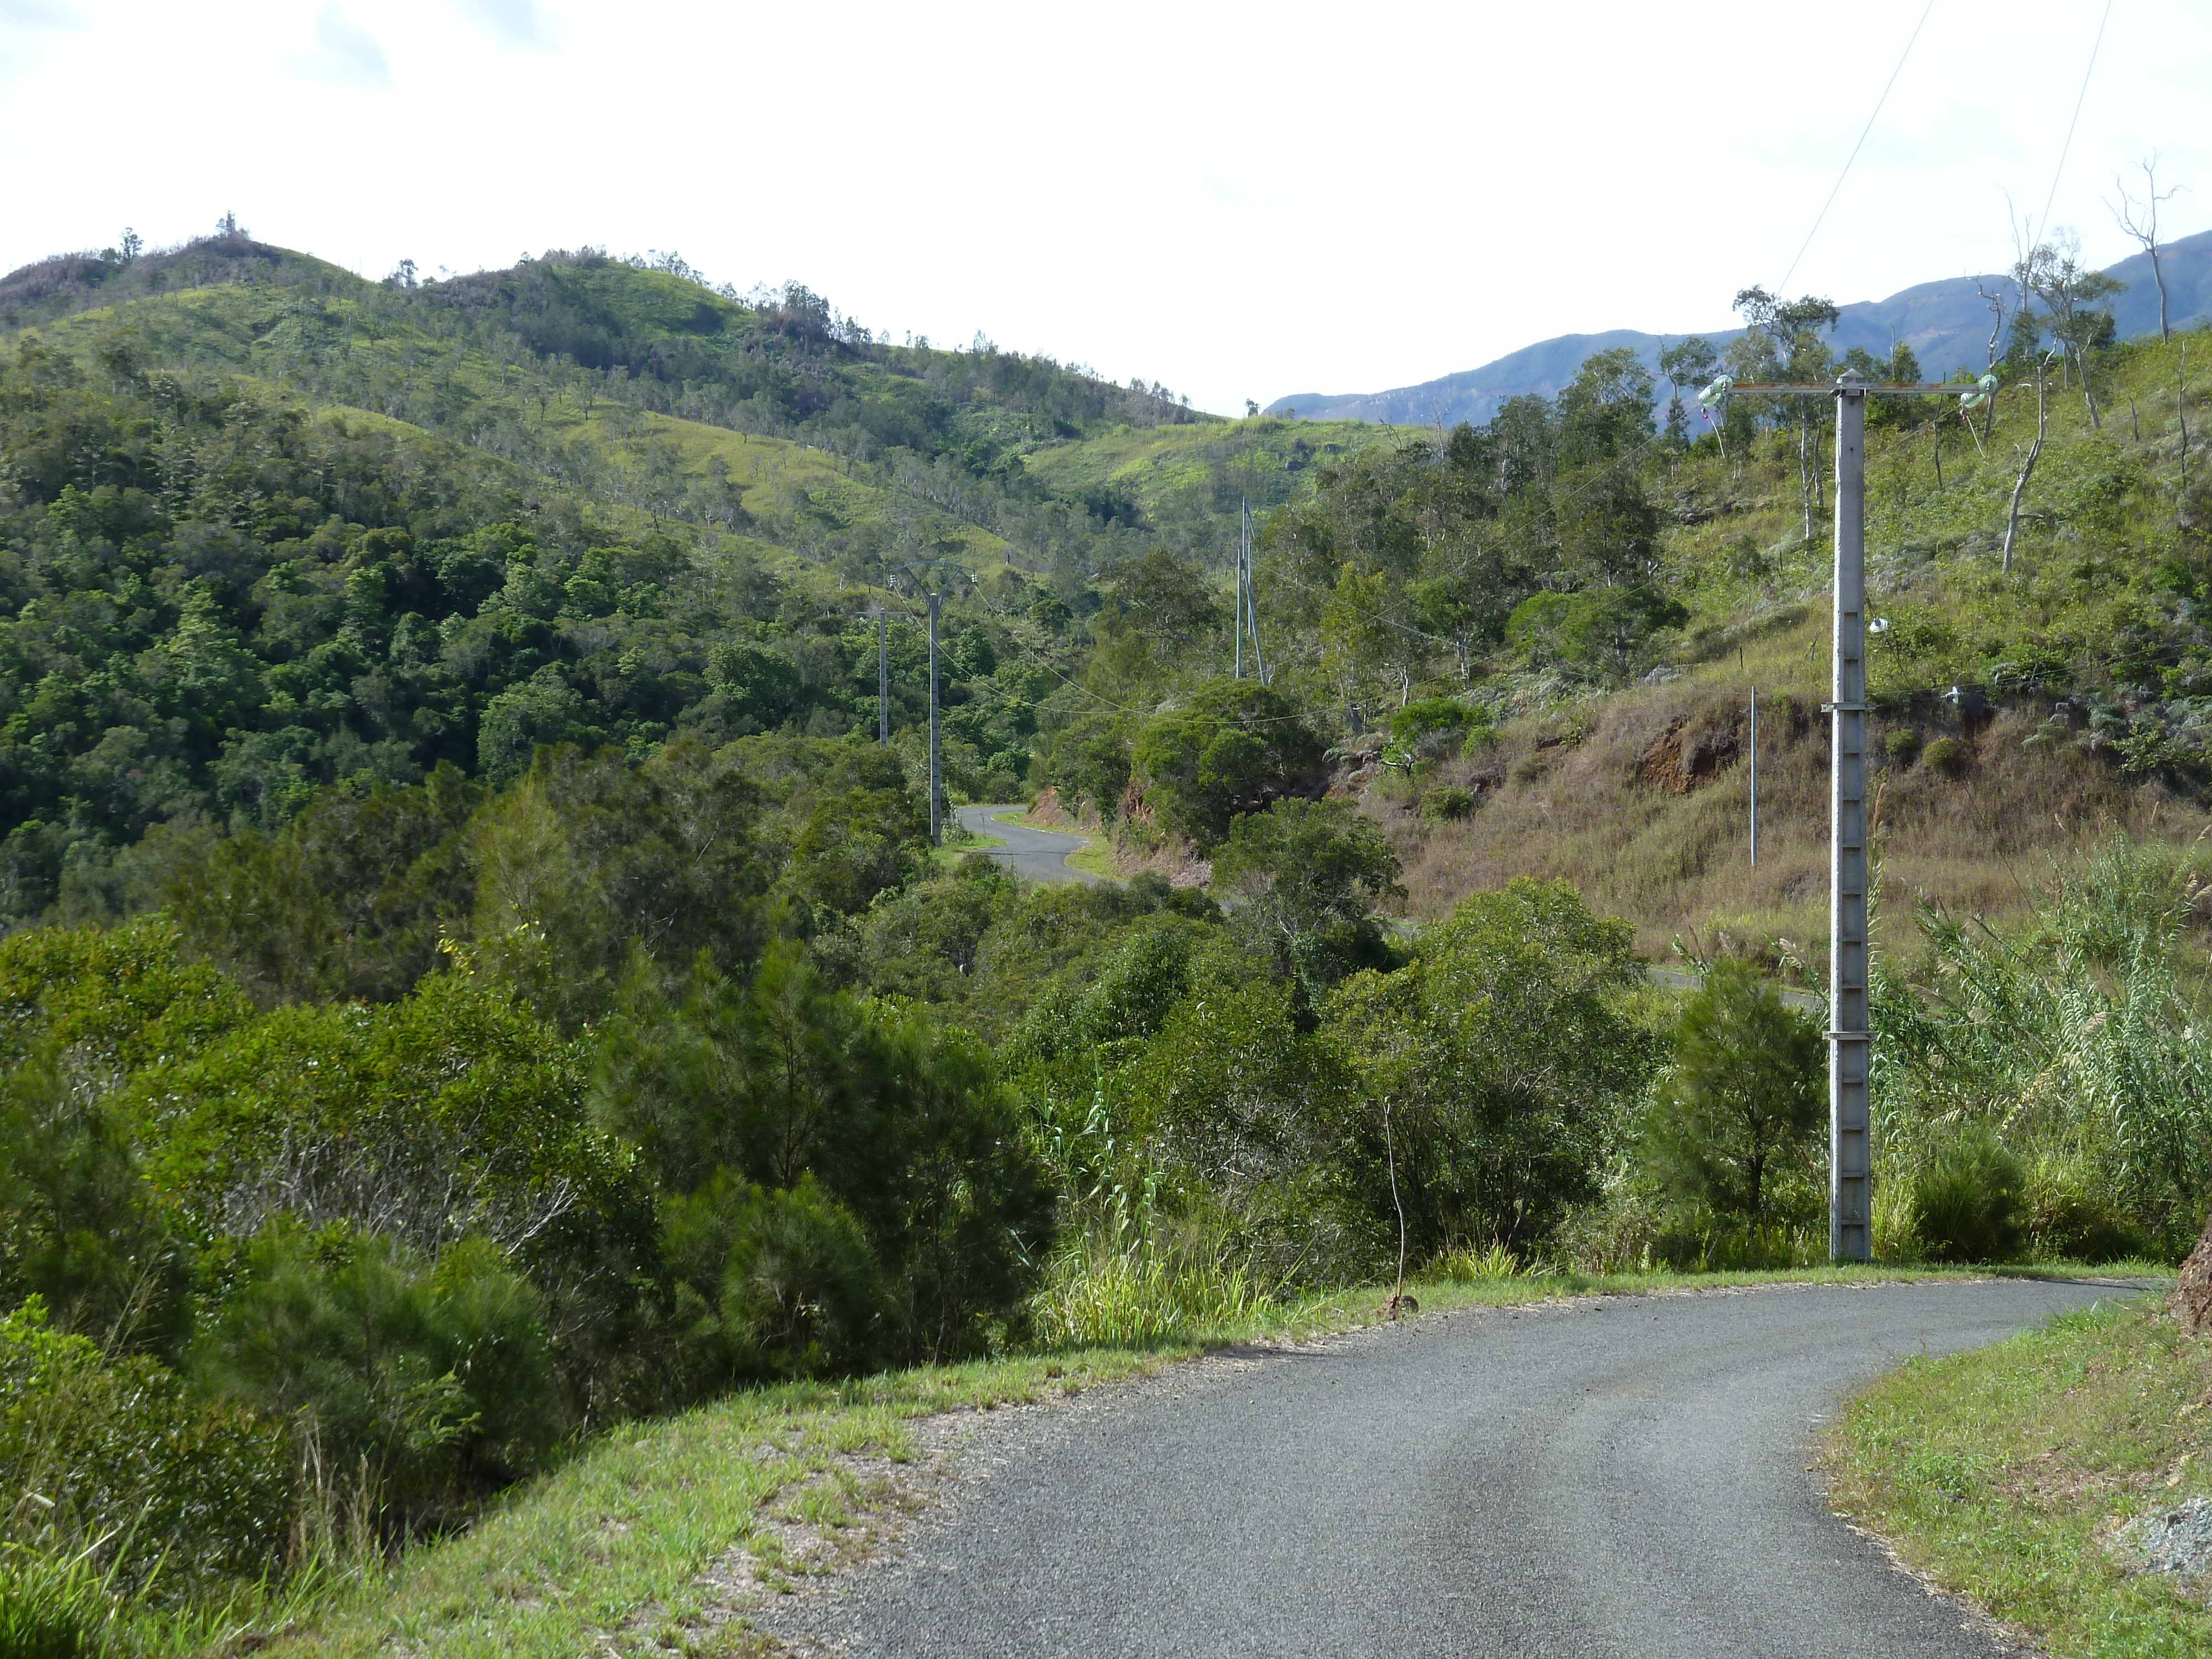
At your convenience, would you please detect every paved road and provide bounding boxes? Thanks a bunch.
[753,1279,2130,1658]
[955,804,1099,885]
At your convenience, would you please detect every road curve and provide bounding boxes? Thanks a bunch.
[955,804,1100,885]
[750,1279,2127,1658]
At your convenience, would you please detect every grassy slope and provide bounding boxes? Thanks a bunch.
[1022,415,1390,530]
[22,280,1004,574]
[18,267,1407,593]
[1387,336,2212,963]
[246,1263,2142,1659]
[1830,1295,2212,1657]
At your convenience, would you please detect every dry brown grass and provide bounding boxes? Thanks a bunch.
[1381,618,2211,968]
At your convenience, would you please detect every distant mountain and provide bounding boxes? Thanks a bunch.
[1267,227,2212,427]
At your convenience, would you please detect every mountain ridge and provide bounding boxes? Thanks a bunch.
[1269,227,2212,426]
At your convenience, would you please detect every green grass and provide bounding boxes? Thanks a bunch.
[228,1260,2147,1658]
[1828,1292,2212,1657]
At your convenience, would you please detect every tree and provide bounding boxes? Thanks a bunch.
[2013,231,2125,427]
[1105,549,1224,665]
[2110,155,2184,341]
[1641,962,1823,1225]
[1730,288,1841,537]
[1130,680,1324,848]
[1324,880,1658,1255]
[1211,797,1404,995]
[1556,347,1655,468]
[1657,337,1719,447]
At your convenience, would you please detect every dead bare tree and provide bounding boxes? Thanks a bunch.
[2110,154,2184,342]
[2002,351,2057,575]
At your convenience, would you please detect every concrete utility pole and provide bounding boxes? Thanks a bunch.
[1701,368,1973,1261]
[1749,685,1759,869]
[1829,376,1871,1263]
[1235,498,1246,680]
[925,586,943,846]
[875,607,889,746]
[889,557,963,846]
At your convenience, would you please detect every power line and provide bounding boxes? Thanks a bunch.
[1777,0,1938,295]
[2031,0,2115,254]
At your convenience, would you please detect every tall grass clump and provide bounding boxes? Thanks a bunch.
[1025,1077,1275,1349]
[0,1540,127,1659]
[1874,835,2212,1261]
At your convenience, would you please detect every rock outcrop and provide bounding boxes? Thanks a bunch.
[2171,1212,2212,1335]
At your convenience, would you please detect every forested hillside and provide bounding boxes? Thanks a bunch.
[0,229,1390,923]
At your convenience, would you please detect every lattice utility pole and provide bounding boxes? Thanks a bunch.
[1700,368,1985,1260]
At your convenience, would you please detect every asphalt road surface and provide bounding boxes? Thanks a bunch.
[955,805,1098,885]
[752,1279,2130,1658]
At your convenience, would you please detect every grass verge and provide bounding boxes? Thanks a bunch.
[251,1262,2153,1658]
[1827,1291,2211,1658]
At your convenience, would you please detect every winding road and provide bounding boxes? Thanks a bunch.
[750,1279,2130,1658]
[955,805,1099,885]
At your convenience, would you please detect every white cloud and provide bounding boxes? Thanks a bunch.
[293,4,390,90]
[0,0,83,27]
[451,0,552,51]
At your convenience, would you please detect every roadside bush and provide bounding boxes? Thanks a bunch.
[1909,1128,2025,1263]
[597,947,1055,1372]
[1875,836,2212,1255]
[0,1300,294,1599]
[2023,1154,2148,1262]
[191,1228,558,1538]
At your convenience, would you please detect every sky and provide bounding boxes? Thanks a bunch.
[1,0,2205,415]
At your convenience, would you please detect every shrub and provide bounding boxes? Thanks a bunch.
[0,1047,191,1359]
[1420,786,1475,823]
[191,1228,558,1537]
[661,1172,886,1383]
[597,948,1056,1370]
[1883,728,1923,764]
[1209,799,1403,995]
[2023,1155,2147,1263]
[1909,1128,2025,1263]
[1921,735,1965,775]
[1324,879,1661,1257]
[0,1300,294,1599]
[1390,699,1487,760]
[1641,962,1825,1224]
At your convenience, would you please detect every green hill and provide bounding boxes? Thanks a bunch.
[0,233,1402,923]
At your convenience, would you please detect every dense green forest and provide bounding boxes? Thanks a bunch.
[6,225,2212,1653]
